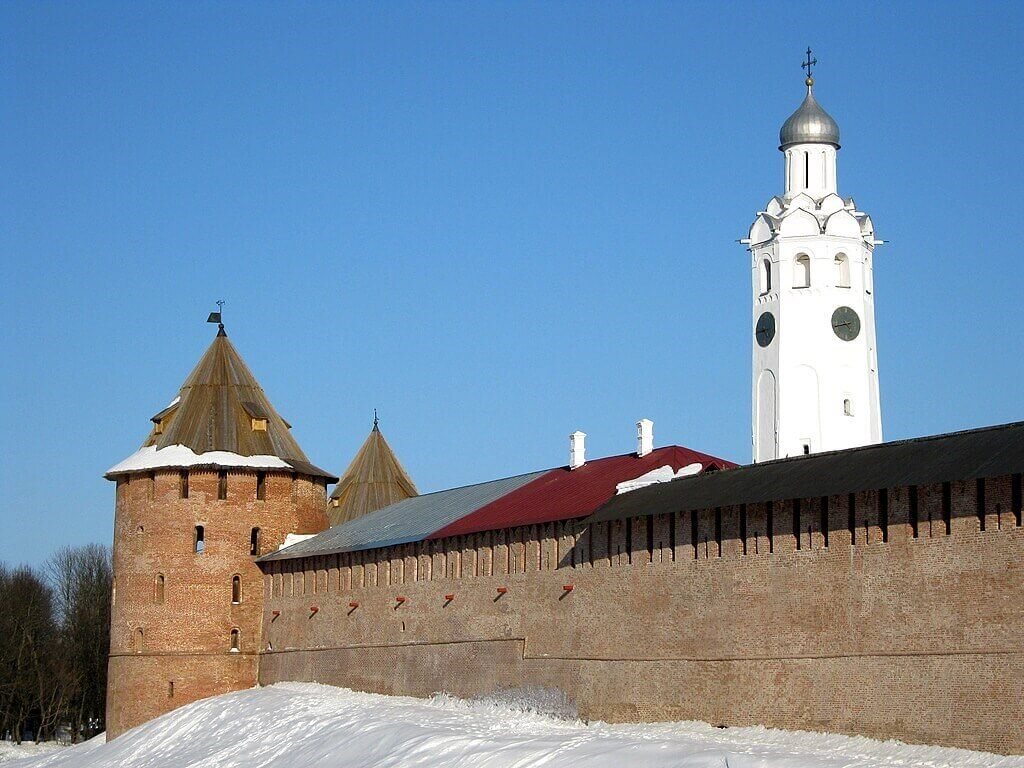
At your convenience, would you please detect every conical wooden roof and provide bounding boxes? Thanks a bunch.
[121,329,334,480]
[328,420,418,527]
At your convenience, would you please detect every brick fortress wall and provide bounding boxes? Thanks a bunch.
[107,468,328,737]
[259,473,1024,755]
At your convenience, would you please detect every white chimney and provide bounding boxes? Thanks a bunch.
[637,418,654,457]
[569,430,587,470]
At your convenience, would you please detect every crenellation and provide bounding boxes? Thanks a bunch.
[949,480,978,535]
[256,476,1024,754]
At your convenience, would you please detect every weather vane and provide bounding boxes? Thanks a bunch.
[207,300,226,335]
[802,47,817,84]
[373,408,379,429]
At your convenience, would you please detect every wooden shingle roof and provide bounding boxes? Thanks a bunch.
[113,330,334,480]
[328,421,418,527]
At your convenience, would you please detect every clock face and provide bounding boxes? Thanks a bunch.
[755,311,776,347]
[831,306,861,341]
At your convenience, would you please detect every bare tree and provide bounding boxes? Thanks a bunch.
[0,565,63,743]
[47,545,112,741]
[0,545,111,744]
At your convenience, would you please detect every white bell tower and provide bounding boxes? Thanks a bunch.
[743,51,882,462]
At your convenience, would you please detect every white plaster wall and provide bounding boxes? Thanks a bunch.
[784,144,838,198]
[751,226,881,461]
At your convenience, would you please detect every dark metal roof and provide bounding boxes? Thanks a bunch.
[259,444,734,563]
[431,446,733,539]
[588,421,1024,526]
[259,469,547,562]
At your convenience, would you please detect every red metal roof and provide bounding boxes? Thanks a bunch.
[429,445,733,539]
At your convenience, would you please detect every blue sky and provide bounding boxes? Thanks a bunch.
[3,1,1023,566]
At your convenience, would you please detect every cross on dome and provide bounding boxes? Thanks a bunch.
[802,47,817,85]
[778,48,840,150]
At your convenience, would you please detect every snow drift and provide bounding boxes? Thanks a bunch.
[5,683,1022,768]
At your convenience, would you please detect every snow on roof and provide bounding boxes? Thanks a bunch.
[277,533,317,552]
[614,462,703,495]
[263,446,734,563]
[106,444,292,476]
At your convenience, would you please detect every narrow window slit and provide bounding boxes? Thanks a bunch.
[942,482,952,534]
[910,486,919,538]
[739,504,747,555]
[820,497,829,547]
[714,508,722,557]
[976,478,986,531]
[848,493,856,544]
[1013,474,1023,527]
[690,511,698,560]
[879,489,889,543]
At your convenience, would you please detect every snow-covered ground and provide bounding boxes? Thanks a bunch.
[0,742,66,764]
[4,683,1023,768]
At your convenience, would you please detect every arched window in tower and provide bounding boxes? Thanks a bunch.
[760,258,772,294]
[194,525,205,554]
[155,574,165,604]
[230,628,240,652]
[794,254,811,288]
[135,627,144,653]
[231,575,241,604]
[835,253,851,288]
[250,527,261,556]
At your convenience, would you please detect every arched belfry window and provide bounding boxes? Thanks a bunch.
[155,574,165,604]
[231,575,241,604]
[835,253,851,288]
[794,254,811,289]
[760,258,772,294]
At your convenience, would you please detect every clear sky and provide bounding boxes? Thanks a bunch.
[3,1,1023,566]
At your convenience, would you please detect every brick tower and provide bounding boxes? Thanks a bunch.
[104,321,335,737]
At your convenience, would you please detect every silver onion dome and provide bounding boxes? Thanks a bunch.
[779,78,841,150]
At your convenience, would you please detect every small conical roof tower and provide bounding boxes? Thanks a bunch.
[328,414,417,527]
[107,321,334,480]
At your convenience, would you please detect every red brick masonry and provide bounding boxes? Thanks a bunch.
[107,469,327,737]
[259,475,1024,755]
